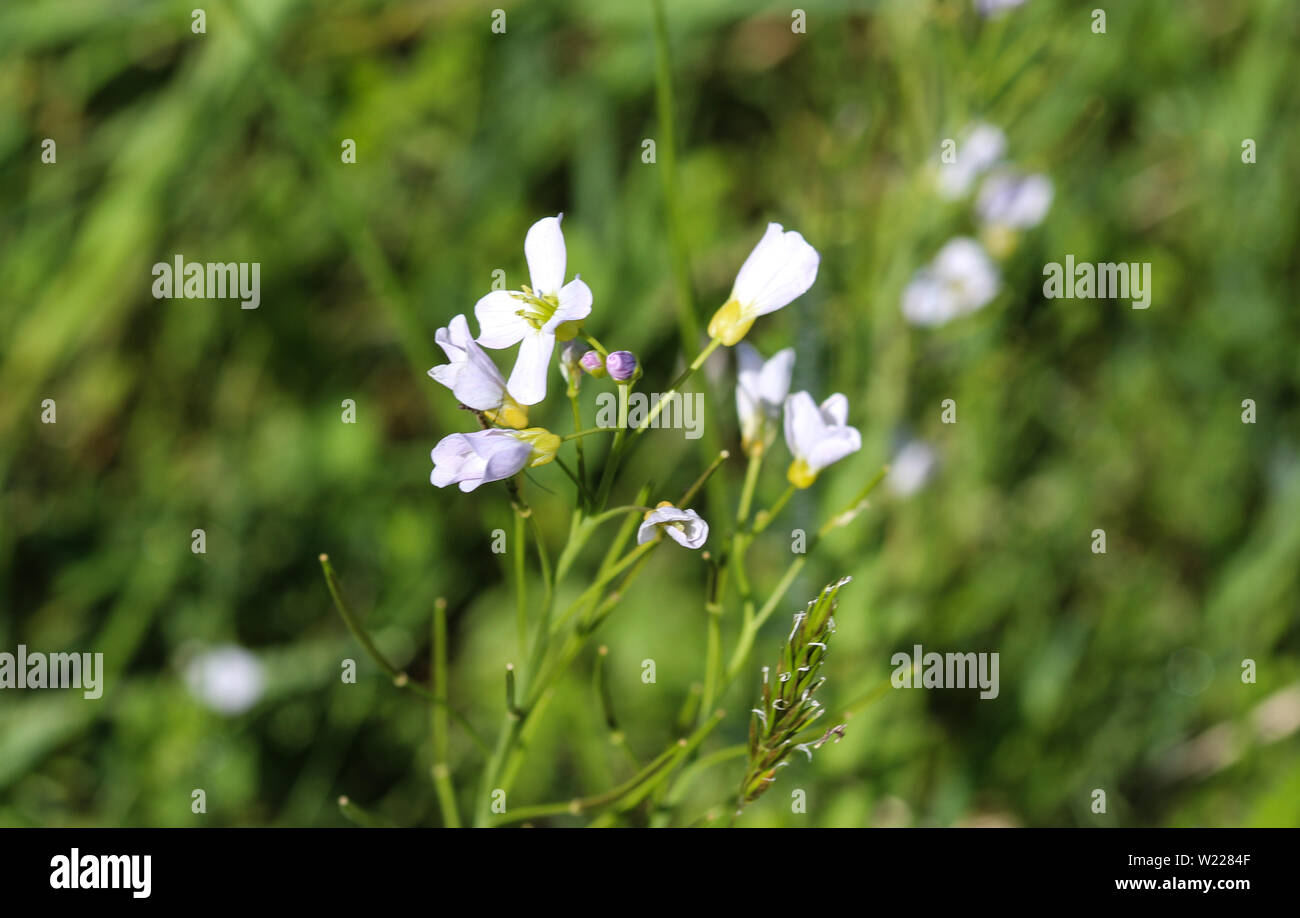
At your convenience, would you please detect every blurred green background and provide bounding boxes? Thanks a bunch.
[2,0,1299,828]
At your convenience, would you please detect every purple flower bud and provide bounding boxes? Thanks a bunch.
[605,350,639,382]
[580,349,607,378]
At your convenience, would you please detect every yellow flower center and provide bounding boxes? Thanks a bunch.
[513,286,561,331]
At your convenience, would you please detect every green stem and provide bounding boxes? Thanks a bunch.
[320,554,490,754]
[678,449,730,507]
[492,740,682,827]
[594,382,631,508]
[569,390,588,506]
[595,645,640,769]
[563,426,617,442]
[650,0,700,355]
[320,554,429,696]
[631,338,721,438]
[751,483,797,536]
[513,510,527,655]
[736,451,763,526]
[431,598,460,828]
[337,795,391,828]
[522,512,555,698]
[582,332,609,356]
[662,744,747,811]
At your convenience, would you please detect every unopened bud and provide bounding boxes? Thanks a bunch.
[606,350,639,382]
[559,341,585,390]
[580,349,607,378]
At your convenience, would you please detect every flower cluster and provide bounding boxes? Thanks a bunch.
[734,344,862,488]
[425,216,860,533]
[907,122,1053,327]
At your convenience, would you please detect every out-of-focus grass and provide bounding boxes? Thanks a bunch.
[1,0,1298,827]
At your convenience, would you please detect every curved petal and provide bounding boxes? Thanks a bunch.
[783,391,824,460]
[732,223,820,318]
[476,432,531,483]
[819,393,849,427]
[524,215,567,295]
[547,276,592,330]
[431,435,473,488]
[434,314,471,362]
[665,510,709,548]
[807,425,861,473]
[758,347,796,405]
[474,290,531,348]
[429,314,508,410]
[506,331,556,406]
[735,342,764,392]
[736,383,761,436]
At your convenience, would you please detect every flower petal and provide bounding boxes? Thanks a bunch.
[474,290,531,348]
[807,425,861,473]
[783,391,824,460]
[546,276,592,330]
[524,215,567,295]
[431,430,530,492]
[732,223,820,318]
[429,314,509,410]
[758,347,796,405]
[506,331,556,406]
[819,393,849,427]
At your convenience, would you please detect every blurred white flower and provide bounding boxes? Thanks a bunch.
[473,215,593,405]
[708,223,820,346]
[783,391,862,488]
[976,170,1054,230]
[887,440,938,497]
[901,237,1000,327]
[735,343,795,456]
[184,645,265,716]
[637,503,709,549]
[429,314,526,428]
[430,427,558,492]
[936,123,1006,199]
[974,0,1028,17]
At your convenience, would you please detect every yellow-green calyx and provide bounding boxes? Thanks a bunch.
[707,297,755,347]
[484,394,529,430]
[787,458,818,489]
[517,427,561,467]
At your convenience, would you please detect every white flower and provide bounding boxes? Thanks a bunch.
[936,123,1006,199]
[473,215,593,405]
[735,343,795,455]
[901,237,1000,327]
[183,645,265,715]
[887,440,938,497]
[430,427,559,492]
[783,391,862,488]
[429,314,527,428]
[976,170,1053,230]
[637,502,709,549]
[708,223,820,346]
[974,0,1027,18]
